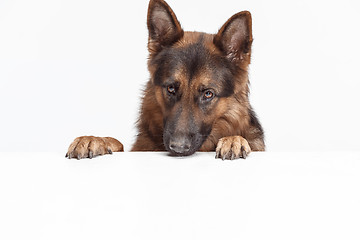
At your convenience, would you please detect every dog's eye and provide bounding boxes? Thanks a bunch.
[203,90,214,100]
[167,85,176,94]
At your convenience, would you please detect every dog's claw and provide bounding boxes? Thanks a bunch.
[241,146,247,159]
[65,153,68,158]
[89,151,93,159]
[108,149,113,154]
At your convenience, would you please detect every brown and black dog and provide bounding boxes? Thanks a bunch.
[66,0,265,160]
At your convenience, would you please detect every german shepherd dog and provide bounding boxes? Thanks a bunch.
[66,0,265,160]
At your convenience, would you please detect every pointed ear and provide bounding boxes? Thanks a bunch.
[213,11,253,62]
[147,0,184,54]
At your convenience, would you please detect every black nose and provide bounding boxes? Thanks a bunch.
[169,137,191,154]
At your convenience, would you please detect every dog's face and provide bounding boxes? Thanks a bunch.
[147,0,253,156]
[151,34,238,156]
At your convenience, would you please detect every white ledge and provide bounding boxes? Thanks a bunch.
[1,152,360,240]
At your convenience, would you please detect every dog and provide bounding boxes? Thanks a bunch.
[66,0,265,160]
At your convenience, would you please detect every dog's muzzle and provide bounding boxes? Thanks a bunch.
[169,136,191,155]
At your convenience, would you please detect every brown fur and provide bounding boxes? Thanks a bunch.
[66,0,265,160]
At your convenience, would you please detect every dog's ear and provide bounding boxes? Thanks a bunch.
[214,11,253,62]
[147,0,184,54]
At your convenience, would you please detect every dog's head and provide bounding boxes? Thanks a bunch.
[147,0,253,156]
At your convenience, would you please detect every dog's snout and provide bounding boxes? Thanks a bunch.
[169,137,191,154]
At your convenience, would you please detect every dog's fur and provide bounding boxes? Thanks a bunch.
[66,0,265,160]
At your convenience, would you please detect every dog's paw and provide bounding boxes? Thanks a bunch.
[215,136,251,160]
[65,136,123,160]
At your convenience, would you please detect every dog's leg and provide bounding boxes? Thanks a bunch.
[215,136,251,160]
[66,136,123,159]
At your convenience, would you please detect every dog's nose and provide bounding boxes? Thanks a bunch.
[169,137,191,154]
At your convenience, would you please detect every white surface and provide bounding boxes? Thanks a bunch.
[1,0,360,152]
[1,152,360,240]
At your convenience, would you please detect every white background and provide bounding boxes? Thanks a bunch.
[1,0,360,152]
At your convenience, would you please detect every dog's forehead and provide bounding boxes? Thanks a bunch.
[176,32,217,50]
[168,33,228,82]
